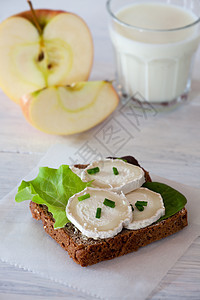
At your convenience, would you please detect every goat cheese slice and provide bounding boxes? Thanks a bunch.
[125,187,165,230]
[81,159,145,194]
[69,166,83,178]
[66,187,132,239]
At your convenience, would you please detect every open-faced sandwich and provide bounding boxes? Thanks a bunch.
[15,156,187,267]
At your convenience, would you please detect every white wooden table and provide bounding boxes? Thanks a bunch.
[0,0,200,299]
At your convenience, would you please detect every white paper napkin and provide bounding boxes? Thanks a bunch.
[0,143,200,300]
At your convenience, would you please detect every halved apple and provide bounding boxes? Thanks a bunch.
[20,81,119,135]
[0,9,93,103]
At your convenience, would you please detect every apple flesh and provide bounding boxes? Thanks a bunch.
[21,81,119,135]
[0,10,93,103]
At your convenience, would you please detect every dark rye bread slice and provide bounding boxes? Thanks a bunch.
[29,157,188,267]
[30,203,187,267]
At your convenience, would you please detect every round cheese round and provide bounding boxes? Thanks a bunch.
[66,187,132,239]
[81,158,145,194]
[69,165,83,178]
[125,187,165,230]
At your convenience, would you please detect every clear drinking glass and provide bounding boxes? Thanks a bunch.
[106,0,200,106]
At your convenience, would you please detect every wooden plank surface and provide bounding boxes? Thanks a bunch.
[0,0,200,299]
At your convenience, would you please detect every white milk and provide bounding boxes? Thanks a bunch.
[110,2,200,103]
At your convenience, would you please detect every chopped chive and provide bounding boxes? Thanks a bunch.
[135,200,148,212]
[87,167,100,175]
[130,204,134,211]
[135,204,144,211]
[78,193,90,201]
[113,167,119,175]
[103,198,115,208]
[135,201,148,206]
[96,207,101,219]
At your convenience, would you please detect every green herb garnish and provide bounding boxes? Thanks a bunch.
[87,167,100,175]
[15,165,91,229]
[135,201,148,206]
[103,198,115,208]
[135,200,148,211]
[135,204,144,211]
[78,193,90,201]
[96,207,101,219]
[113,167,119,175]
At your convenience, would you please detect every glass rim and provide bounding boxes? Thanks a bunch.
[106,0,200,33]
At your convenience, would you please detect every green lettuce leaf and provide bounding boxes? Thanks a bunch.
[15,165,91,229]
[143,182,187,221]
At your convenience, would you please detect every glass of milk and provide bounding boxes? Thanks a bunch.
[106,0,200,105]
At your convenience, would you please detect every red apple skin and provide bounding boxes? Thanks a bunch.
[14,9,67,30]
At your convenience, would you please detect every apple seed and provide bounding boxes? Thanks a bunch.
[38,51,44,62]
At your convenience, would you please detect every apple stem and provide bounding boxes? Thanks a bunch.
[27,0,42,35]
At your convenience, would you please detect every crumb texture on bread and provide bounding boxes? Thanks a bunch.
[30,202,187,267]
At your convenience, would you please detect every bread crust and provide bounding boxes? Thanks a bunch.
[29,160,188,267]
[30,202,187,267]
